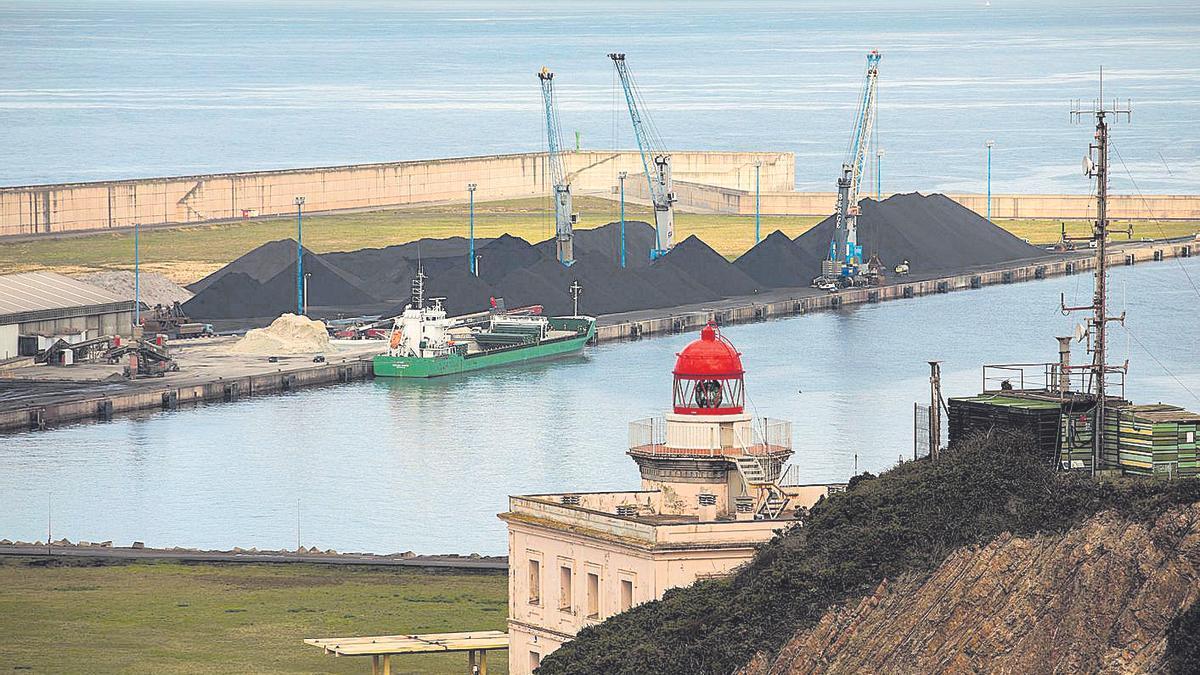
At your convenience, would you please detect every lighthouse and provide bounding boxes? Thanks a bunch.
[497,321,842,674]
[628,321,794,520]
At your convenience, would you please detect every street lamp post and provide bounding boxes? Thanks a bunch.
[294,196,305,315]
[467,183,477,275]
[985,140,995,221]
[618,172,628,269]
[878,149,885,200]
[754,161,761,245]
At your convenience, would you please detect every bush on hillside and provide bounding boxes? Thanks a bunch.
[537,431,1200,675]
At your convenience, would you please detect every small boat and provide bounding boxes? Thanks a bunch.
[372,272,595,378]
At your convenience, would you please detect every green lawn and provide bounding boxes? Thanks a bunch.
[0,197,815,284]
[0,557,508,674]
[0,196,1195,285]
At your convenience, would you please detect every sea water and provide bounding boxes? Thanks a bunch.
[0,0,1198,192]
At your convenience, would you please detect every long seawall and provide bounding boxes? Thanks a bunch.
[0,151,793,237]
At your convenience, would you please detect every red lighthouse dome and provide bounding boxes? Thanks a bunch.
[672,322,745,415]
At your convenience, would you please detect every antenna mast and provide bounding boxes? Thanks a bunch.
[1063,67,1131,476]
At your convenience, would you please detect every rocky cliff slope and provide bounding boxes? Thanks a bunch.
[743,506,1200,674]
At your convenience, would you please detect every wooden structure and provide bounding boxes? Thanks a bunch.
[304,630,508,674]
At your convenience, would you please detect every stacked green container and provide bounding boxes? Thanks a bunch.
[1105,404,1200,478]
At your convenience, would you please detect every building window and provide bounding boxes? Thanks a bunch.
[586,571,600,619]
[530,651,541,669]
[620,578,634,612]
[559,565,573,612]
[528,558,541,606]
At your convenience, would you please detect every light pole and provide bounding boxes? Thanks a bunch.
[303,272,311,315]
[754,161,761,245]
[985,140,995,221]
[294,196,305,315]
[618,172,627,269]
[467,183,477,275]
[133,221,140,328]
[876,148,884,201]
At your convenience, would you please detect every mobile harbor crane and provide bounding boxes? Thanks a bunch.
[813,50,882,291]
[539,67,578,266]
[610,53,677,260]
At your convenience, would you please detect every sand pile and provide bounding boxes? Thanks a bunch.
[229,313,332,355]
[183,195,1050,323]
[76,271,193,306]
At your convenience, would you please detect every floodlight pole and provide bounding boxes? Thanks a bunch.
[468,183,478,275]
[294,196,305,315]
[754,161,761,244]
[134,221,140,327]
[985,140,995,220]
[303,272,311,315]
[876,149,884,201]
[618,172,628,269]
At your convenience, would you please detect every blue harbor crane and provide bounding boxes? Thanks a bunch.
[539,67,577,266]
[813,50,882,291]
[609,53,676,260]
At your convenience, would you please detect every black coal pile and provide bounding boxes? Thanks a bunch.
[182,194,1049,323]
[182,250,377,319]
[734,229,813,288]
[793,192,1048,279]
[188,239,307,294]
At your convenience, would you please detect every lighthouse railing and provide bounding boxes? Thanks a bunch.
[628,416,791,458]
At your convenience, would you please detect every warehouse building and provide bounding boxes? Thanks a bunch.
[0,272,136,360]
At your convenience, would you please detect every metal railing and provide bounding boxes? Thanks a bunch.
[628,416,791,458]
[982,362,1125,400]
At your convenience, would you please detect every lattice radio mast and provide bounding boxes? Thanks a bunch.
[1062,67,1131,476]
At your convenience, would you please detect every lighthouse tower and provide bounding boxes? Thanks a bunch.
[628,322,793,520]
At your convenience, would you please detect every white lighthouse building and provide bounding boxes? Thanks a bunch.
[500,322,841,674]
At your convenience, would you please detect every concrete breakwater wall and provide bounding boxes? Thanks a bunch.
[0,150,793,237]
[632,180,1200,221]
[594,239,1195,343]
[0,356,374,433]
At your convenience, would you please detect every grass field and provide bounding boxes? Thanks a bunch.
[0,557,508,674]
[0,196,1196,285]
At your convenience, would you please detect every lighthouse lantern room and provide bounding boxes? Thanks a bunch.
[628,322,794,520]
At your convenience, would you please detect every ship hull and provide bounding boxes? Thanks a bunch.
[372,317,594,378]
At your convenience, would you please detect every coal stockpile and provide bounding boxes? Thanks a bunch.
[182,193,1050,323]
[734,229,813,288]
[793,192,1048,279]
[182,251,378,319]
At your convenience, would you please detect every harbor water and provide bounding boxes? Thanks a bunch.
[2,258,1198,556]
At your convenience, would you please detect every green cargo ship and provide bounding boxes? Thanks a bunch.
[372,273,595,378]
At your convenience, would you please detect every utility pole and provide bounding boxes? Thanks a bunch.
[754,160,761,245]
[928,361,943,460]
[133,221,140,328]
[294,197,305,315]
[467,183,477,275]
[985,140,995,220]
[618,172,627,269]
[569,281,582,316]
[1062,69,1131,476]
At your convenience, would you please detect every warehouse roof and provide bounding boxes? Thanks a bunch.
[0,272,134,325]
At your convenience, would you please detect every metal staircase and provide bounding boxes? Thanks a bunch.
[730,433,789,519]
